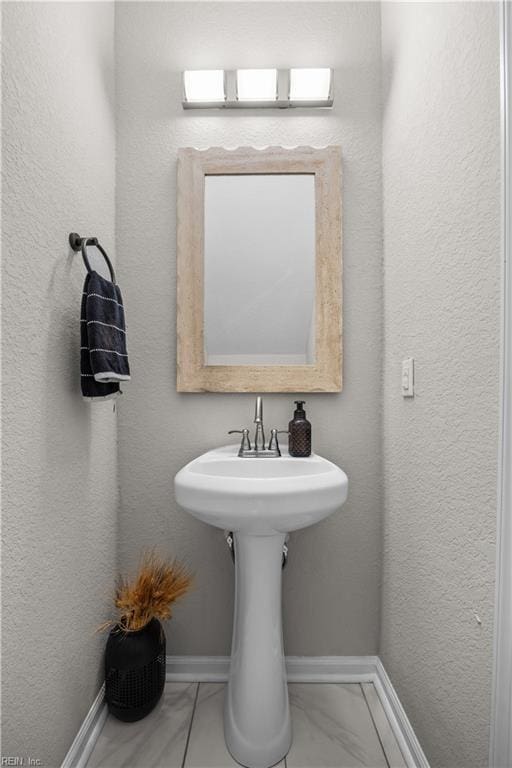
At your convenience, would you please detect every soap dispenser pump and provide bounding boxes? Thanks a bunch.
[288,401,312,457]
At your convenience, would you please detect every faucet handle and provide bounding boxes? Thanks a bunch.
[268,429,289,452]
[228,428,251,452]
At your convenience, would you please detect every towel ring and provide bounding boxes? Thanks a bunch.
[69,232,116,283]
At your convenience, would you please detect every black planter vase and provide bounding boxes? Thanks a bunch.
[105,618,166,722]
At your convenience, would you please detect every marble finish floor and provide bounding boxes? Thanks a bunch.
[86,683,407,768]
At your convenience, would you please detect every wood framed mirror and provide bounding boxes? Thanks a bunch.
[176,146,342,392]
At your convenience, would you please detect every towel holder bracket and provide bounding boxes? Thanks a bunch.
[69,232,116,283]
[69,232,98,252]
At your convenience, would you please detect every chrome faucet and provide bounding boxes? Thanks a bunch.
[229,397,288,458]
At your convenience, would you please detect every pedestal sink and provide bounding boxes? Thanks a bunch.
[174,444,348,768]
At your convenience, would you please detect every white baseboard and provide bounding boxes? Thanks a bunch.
[373,659,430,768]
[166,654,230,681]
[286,655,379,682]
[165,654,379,683]
[61,683,107,768]
[61,656,429,768]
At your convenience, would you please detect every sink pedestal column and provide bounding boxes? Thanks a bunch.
[224,532,291,768]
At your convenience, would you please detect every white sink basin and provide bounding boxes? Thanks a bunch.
[175,445,348,535]
[174,443,348,768]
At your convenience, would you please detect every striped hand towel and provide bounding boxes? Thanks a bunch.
[80,271,130,400]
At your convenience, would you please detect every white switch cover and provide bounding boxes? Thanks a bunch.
[402,358,414,397]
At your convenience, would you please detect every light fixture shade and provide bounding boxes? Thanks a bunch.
[289,68,332,102]
[236,69,277,102]
[183,70,225,103]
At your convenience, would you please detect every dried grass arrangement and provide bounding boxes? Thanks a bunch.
[102,551,193,633]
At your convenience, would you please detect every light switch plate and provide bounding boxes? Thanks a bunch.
[402,357,414,397]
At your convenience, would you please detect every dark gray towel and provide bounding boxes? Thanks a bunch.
[80,271,130,400]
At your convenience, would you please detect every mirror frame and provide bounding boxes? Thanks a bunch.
[176,145,342,392]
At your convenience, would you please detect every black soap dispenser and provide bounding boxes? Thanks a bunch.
[288,401,312,457]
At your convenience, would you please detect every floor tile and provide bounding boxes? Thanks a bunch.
[85,681,400,768]
[286,683,388,768]
[184,683,285,768]
[361,683,406,768]
[86,682,197,768]
[184,683,238,768]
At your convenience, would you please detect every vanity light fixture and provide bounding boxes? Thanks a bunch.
[182,68,333,109]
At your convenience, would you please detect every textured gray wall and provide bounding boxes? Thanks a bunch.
[380,4,501,767]
[115,1,383,656]
[2,3,117,765]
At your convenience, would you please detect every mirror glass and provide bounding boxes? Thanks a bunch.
[204,174,316,366]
